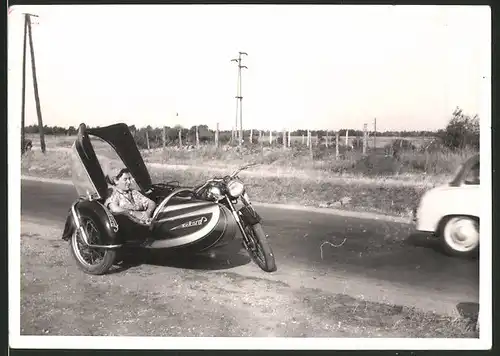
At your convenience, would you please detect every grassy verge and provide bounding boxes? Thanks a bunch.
[22,150,436,218]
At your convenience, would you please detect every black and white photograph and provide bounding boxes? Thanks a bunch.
[8,4,491,350]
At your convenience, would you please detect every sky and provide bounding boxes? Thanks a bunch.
[8,5,490,132]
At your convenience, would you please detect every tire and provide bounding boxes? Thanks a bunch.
[440,216,479,258]
[69,217,117,275]
[244,223,277,272]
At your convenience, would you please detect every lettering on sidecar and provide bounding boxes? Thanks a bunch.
[171,216,208,231]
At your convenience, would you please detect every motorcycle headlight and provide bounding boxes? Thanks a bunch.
[208,186,223,200]
[227,179,244,198]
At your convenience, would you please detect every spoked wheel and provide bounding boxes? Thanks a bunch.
[69,217,117,275]
[243,223,277,272]
[440,216,479,258]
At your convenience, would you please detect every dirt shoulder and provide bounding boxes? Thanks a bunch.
[19,219,477,338]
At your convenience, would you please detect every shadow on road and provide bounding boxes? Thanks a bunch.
[110,240,251,274]
[405,232,442,252]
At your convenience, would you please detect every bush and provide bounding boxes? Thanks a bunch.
[439,107,480,151]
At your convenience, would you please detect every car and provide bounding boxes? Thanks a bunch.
[412,153,480,258]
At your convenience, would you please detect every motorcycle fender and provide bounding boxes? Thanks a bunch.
[61,210,75,241]
[61,200,121,246]
[238,205,262,225]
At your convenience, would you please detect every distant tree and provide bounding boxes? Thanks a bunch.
[439,107,480,150]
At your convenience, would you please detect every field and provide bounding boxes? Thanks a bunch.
[22,133,477,218]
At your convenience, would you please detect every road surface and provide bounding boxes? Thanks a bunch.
[20,179,479,317]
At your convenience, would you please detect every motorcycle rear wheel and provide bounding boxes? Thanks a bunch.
[244,223,277,272]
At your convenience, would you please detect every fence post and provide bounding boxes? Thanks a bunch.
[302,134,305,145]
[178,129,182,148]
[215,123,219,148]
[307,130,311,148]
[282,129,286,149]
[146,130,150,150]
[345,129,349,148]
[336,131,339,160]
[287,130,291,147]
[269,130,272,145]
[259,130,262,144]
[250,128,253,144]
[195,126,200,148]
[162,126,166,149]
[325,130,329,148]
[309,131,313,159]
[363,123,367,154]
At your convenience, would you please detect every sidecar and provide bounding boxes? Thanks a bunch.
[61,123,238,275]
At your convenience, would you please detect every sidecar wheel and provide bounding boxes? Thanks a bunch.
[69,218,117,275]
[244,223,277,272]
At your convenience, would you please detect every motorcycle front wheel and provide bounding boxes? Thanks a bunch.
[243,223,277,272]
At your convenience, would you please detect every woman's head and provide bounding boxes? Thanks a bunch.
[112,168,133,191]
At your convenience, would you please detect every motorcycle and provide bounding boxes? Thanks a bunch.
[61,123,277,275]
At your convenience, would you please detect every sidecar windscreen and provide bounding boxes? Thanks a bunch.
[71,123,154,200]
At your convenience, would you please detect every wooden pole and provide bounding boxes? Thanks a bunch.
[250,128,253,144]
[363,123,367,154]
[258,130,262,143]
[146,130,150,150]
[336,131,339,160]
[309,131,313,159]
[21,15,28,154]
[287,130,291,147]
[282,129,286,149]
[307,130,311,148]
[162,126,166,148]
[325,130,329,148]
[215,123,219,148]
[178,129,182,148]
[302,134,305,145]
[269,130,272,145]
[196,126,200,148]
[27,15,46,153]
[345,129,349,148]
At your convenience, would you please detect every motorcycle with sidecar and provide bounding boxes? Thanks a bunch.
[61,123,277,275]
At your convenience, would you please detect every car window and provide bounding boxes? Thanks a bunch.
[464,162,480,185]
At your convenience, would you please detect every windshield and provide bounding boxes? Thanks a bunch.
[71,143,100,198]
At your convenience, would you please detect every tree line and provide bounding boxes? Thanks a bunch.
[24,107,479,151]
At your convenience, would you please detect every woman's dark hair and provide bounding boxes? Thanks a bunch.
[107,168,131,185]
[115,168,131,180]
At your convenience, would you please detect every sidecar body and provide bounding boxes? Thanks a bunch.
[61,123,238,255]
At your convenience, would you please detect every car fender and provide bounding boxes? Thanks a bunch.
[61,199,121,246]
[416,185,480,233]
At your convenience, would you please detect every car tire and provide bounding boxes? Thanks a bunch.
[439,216,479,258]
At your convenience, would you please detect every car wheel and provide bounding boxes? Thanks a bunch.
[440,216,479,258]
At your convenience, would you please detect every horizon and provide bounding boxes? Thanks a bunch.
[8,5,490,133]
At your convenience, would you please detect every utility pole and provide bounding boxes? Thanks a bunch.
[24,13,46,153]
[231,51,248,147]
[21,14,28,154]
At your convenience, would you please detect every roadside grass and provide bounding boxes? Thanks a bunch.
[20,141,476,218]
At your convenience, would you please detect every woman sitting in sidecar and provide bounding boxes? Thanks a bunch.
[105,168,156,225]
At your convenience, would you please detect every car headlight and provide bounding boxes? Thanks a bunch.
[227,179,244,198]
